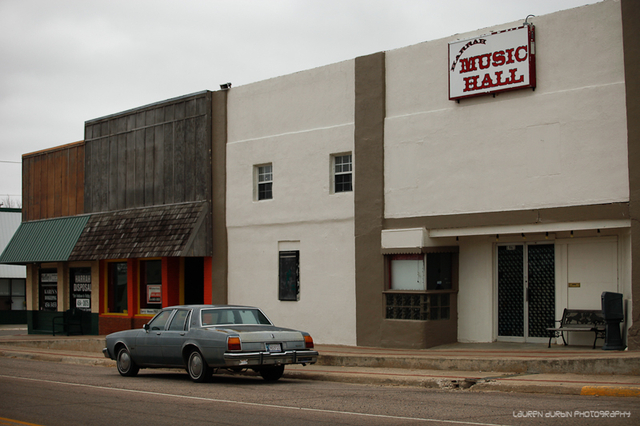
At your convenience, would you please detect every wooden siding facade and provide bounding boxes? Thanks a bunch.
[83,91,213,213]
[22,142,85,222]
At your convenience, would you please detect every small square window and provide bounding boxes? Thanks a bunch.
[255,164,273,200]
[332,154,352,193]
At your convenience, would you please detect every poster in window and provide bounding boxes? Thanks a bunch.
[39,270,58,311]
[147,285,162,304]
[70,268,92,312]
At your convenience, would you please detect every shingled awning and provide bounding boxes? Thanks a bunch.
[68,202,210,260]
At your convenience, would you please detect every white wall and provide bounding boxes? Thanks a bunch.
[457,237,495,342]
[226,60,357,345]
[383,0,628,219]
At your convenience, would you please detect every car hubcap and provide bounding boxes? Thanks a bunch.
[119,351,130,371]
[190,353,202,377]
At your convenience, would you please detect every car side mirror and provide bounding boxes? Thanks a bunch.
[143,323,150,332]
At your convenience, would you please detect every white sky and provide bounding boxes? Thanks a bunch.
[0,0,599,205]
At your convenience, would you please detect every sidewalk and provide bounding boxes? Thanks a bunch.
[1,325,639,397]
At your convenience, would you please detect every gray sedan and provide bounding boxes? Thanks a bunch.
[102,305,319,382]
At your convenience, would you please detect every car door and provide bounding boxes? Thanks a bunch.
[135,309,174,365]
[160,309,191,366]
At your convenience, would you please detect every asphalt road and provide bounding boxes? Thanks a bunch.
[0,357,636,426]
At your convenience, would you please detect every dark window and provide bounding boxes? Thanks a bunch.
[108,262,128,313]
[0,278,26,311]
[168,309,190,331]
[257,164,273,200]
[426,253,452,290]
[279,250,300,301]
[140,260,162,312]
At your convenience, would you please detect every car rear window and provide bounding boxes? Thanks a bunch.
[201,308,272,326]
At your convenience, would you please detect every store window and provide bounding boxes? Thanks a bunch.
[140,260,162,314]
[332,153,353,193]
[255,164,273,200]
[385,252,455,321]
[107,262,128,313]
[70,268,91,312]
[279,250,299,301]
[0,278,26,311]
[39,269,58,311]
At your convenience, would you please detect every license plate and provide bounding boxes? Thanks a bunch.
[266,343,282,352]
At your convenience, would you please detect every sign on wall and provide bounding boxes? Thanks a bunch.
[449,25,536,101]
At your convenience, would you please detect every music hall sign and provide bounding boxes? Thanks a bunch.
[449,25,536,101]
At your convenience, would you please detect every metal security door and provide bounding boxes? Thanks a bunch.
[497,244,554,342]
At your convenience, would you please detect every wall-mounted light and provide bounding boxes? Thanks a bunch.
[521,233,526,240]
[220,82,232,90]
[545,232,549,240]
[496,234,499,241]
[523,14,535,26]
[570,230,574,238]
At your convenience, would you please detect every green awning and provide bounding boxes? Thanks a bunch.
[0,215,90,265]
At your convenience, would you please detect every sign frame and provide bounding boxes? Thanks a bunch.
[449,25,536,101]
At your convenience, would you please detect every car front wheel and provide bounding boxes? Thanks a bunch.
[116,346,139,377]
[259,365,285,382]
[187,350,212,383]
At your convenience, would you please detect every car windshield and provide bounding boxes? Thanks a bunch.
[201,308,272,326]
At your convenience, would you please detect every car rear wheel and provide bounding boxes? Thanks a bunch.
[187,349,212,383]
[259,365,285,382]
[116,346,139,377]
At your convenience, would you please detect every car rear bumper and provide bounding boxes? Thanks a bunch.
[223,350,318,367]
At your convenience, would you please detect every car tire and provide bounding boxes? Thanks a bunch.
[259,365,285,382]
[116,346,139,377]
[187,349,212,383]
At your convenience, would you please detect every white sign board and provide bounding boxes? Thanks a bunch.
[449,25,535,100]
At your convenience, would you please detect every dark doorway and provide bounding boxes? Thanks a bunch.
[184,257,204,305]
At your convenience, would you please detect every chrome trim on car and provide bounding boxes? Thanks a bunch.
[223,350,319,367]
[102,347,111,359]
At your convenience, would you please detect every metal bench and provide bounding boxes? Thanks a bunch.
[547,308,605,349]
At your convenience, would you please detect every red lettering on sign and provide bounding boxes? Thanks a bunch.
[463,68,524,92]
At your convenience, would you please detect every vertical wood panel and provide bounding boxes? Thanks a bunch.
[109,136,118,211]
[117,134,127,210]
[84,142,93,213]
[174,119,185,203]
[76,144,84,214]
[163,122,174,204]
[59,149,69,217]
[185,117,196,201]
[97,139,109,212]
[154,124,164,205]
[47,153,55,218]
[144,127,155,206]
[195,115,208,201]
[68,147,78,215]
[80,92,212,215]
[134,128,145,207]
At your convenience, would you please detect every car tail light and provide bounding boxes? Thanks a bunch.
[304,335,314,349]
[227,336,241,351]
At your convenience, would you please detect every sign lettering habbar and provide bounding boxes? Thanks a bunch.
[449,25,536,100]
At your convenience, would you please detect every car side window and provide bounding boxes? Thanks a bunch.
[168,309,190,331]
[149,310,173,330]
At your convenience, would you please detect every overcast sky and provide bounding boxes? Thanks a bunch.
[0,0,598,205]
